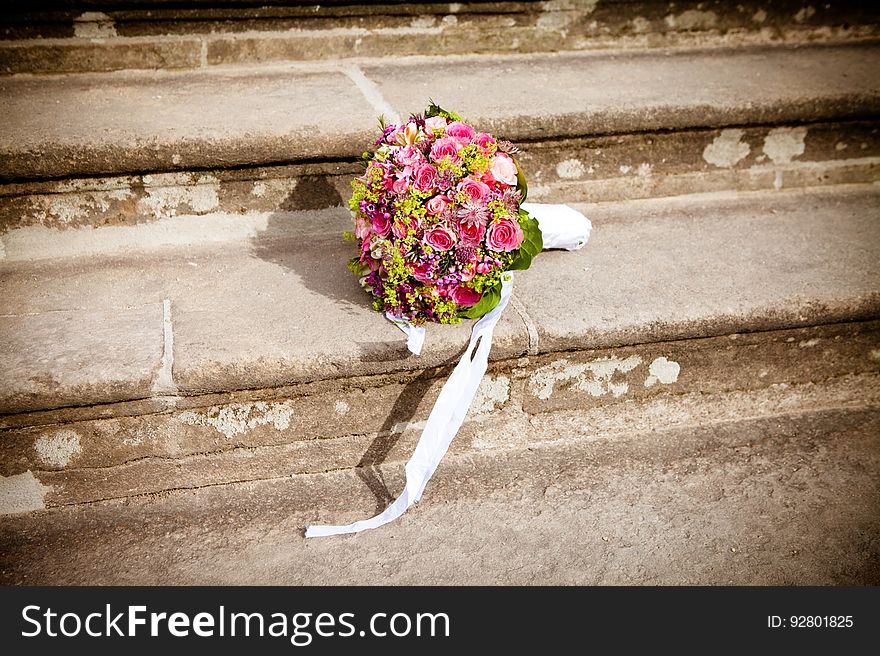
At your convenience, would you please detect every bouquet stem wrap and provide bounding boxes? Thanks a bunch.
[305,204,590,537]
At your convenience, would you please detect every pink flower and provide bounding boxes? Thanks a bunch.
[395,145,422,166]
[459,265,475,282]
[474,132,496,153]
[393,213,422,239]
[490,153,518,186]
[450,284,482,307]
[413,162,438,192]
[355,216,371,240]
[371,212,391,237]
[424,224,457,251]
[424,116,448,132]
[409,261,433,283]
[392,178,408,195]
[430,137,461,162]
[475,261,492,274]
[425,195,448,216]
[458,219,486,246]
[446,121,476,144]
[457,178,491,203]
[486,217,524,252]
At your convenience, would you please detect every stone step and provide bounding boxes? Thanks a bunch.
[2,41,879,235]
[2,395,878,584]
[3,119,878,233]
[2,42,879,184]
[2,1,877,75]
[1,185,878,512]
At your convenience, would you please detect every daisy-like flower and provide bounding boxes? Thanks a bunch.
[500,188,523,214]
[455,200,490,226]
[496,140,520,155]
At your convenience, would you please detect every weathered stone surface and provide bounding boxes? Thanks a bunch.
[0,164,358,234]
[521,322,880,415]
[2,43,879,182]
[2,321,876,506]
[1,402,877,584]
[368,43,880,142]
[0,38,202,75]
[0,67,376,181]
[515,186,880,353]
[522,120,880,203]
[0,304,164,415]
[169,232,529,393]
[2,121,877,232]
[0,371,453,474]
[0,185,878,418]
[2,1,878,74]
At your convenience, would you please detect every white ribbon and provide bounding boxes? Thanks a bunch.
[385,312,426,356]
[523,202,592,251]
[305,274,514,537]
[305,203,591,537]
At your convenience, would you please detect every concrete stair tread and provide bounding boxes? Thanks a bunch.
[2,2,879,76]
[1,185,878,417]
[2,403,879,584]
[2,41,880,181]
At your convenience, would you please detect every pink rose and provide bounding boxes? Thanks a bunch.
[395,145,422,166]
[490,153,518,186]
[458,219,486,246]
[412,162,437,192]
[425,195,448,216]
[459,264,476,281]
[430,137,461,162]
[371,212,391,237]
[424,224,457,251]
[392,178,408,195]
[474,132,496,153]
[450,284,482,307]
[424,116,448,132]
[486,216,524,252]
[409,261,433,283]
[446,121,476,144]
[457,178,491,203]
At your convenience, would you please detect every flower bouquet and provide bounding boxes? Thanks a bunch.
[306,105,590,537]
[346,103,542,325]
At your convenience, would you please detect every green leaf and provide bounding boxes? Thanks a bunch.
[514,156,528,201]
[347,257,368,277]
[459,283,502,319]
[425,100,462,122]
[508,209,543,271]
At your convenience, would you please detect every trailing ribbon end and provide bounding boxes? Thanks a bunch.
[305,276,514,538]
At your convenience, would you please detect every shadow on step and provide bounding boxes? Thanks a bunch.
[354,354,462,515]
[250,202,466,513]
[249,201,366,317]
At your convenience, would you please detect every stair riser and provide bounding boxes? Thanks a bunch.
[3,1,878,74]
[1,404,878,585]
[2,120,877,239]
[2,320,877,511]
